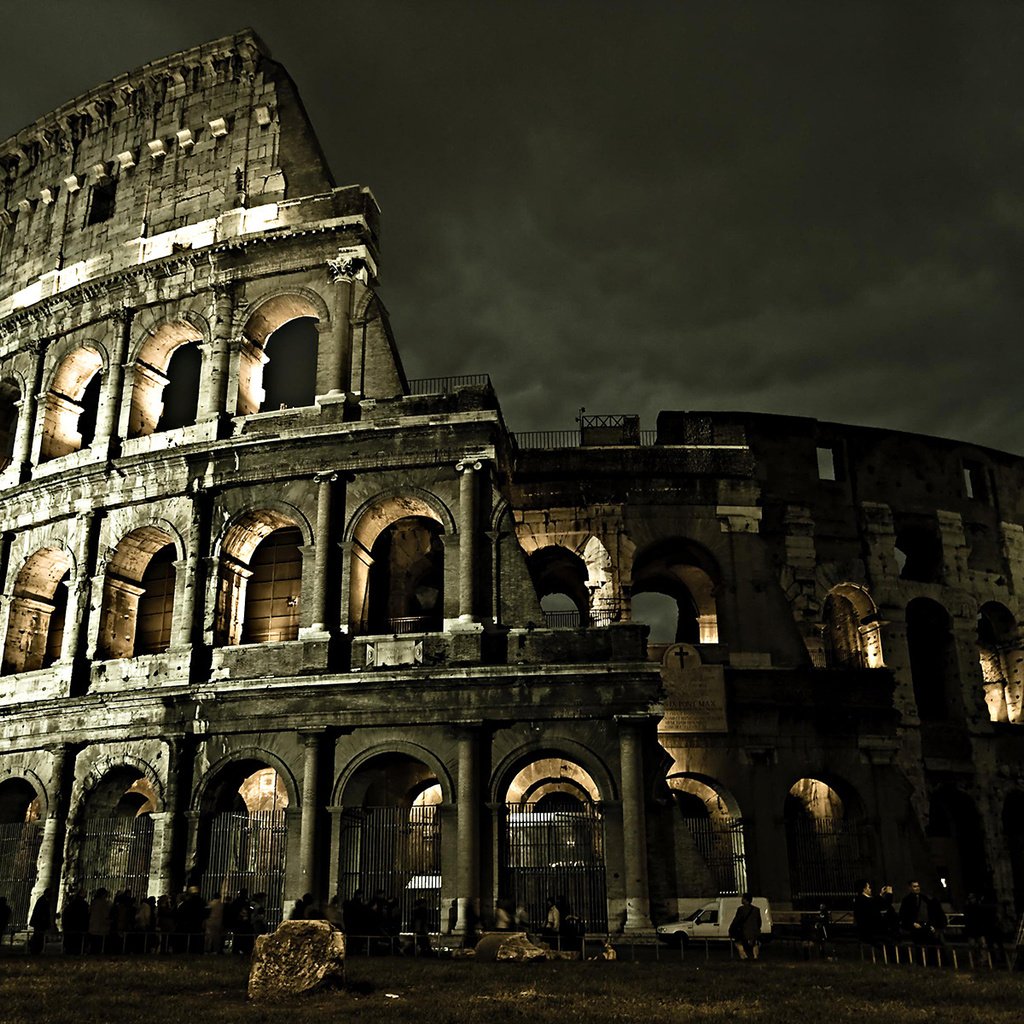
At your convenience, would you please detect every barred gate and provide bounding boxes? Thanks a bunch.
[786,815,872,899]
[203,810,287,928]
[680,816,748,894]
[78,815,154,898]
[338,806,442,932]
[0,821,42,928]
[503,803,607,932]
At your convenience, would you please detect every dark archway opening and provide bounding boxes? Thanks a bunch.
[261,317,318,411]
[158,343,202,431]
[367,517,444,634]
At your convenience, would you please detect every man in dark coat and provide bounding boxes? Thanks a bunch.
[28,888,52,955]
[853,879,883,945]
[898,880,946,944]
[728,893,762,961]
[62,889,90,954]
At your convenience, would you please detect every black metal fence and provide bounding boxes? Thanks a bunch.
[503,803,608,933]
[203,810,287,928]
[786,815,873,899]
[78,815,153,899]
[407,375,491,396]
[0,821,41,928]
[338,806,442,932]
[680,816,748,895]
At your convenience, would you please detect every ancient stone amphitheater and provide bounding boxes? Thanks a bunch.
[0,30,1021,938]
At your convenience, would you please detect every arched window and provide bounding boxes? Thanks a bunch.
[906,598,959,721]
[2,549,72,673]
[238,296,322,415]
[97,528,177,660]
[39,348,103,462]
[528,547,589,627]
[821,584,884,670]
[977,602,1017,724]
[128,322,203,437]
[0,377,20,471]
[631,539,718,645]
[241,527,303,644]
[367,517,444,634]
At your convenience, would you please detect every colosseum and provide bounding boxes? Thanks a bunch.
[0,29,1021,940]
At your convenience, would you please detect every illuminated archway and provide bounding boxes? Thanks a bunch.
[977,602,1019,724]
[631,539,719,645]
[2,547,72,673]
[128,321,203,437]
[38,347,103,461]
[822,583,884,670]
[336,753,443,934]
[667,774,747,894]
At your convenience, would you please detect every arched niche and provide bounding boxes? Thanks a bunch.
[631,538,719,645]
[2,546,72,673]
[528,547,589,627]
[822,583,884,670]
[0,376,20,471]
[237,292,326,416]
[38,347,103,461]
[128,321,204,437]
[906,597,959,722]
[977,602,1020,724]
[98,525,179,660]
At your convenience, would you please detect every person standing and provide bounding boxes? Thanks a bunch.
[728,893,762,961]
[854,880,883,945]
[28,888,52,955]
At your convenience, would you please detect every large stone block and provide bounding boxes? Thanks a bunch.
[248,920,345,1000]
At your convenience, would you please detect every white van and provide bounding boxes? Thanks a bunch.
[656,897,773,946]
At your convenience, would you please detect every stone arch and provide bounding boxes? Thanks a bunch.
[236,289,331,416]
[192,748,300,815]
[332,741,454,807]
[214,504,312,646]
[820,582,884,670]
[906,597,960,722]
[78,754,165,814]
[630,537,719,645]
[0,768,47,819]
[97,522,182,659]
[490,741,617,806]
[2,544,75,673]
[0,772,46,929]
[0,374,21,471]
[528,546,589,626]
[345,490,455,635]
[127,318,207,437]
[783,773,874,903]
[666,773,748,895]
[38,343,106,461]
[977,601,1021,724]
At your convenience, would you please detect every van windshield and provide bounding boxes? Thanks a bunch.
[685,905,714,922]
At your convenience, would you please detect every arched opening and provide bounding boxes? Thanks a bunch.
[926,787,989,908]
[97,527,177,660]
[822,584,884,670]
[128,322,203,437]
[528,547,589,628]
[216,511,304,646]
[367,517,444,635]
[238,296,321,416]
[0,376,20,471]
[631,539,719,646]
[784,777,873,906]
[2,548,72,674]
[0,779,43,930]
[1004,790,1024,915]
[196,761,289,926]
[631,592,679,646]
[906,598,959,722]
[977,602,1018,724]
[667,775,747,895]
[501,756,607,932]
[75,767,156,902]
[39,348,103,462]
[338,754,443,934]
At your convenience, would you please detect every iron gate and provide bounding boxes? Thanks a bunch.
[0,820,42,928]
[503,803,607,932]
[203,810,287,927]
[680,816,748,894]
[786,815,872,899]
[78,814,153,898]
[338,806,441,932]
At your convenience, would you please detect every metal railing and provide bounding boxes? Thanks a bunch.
[407,375,491,396]
[542,610,583,629]
[515,429,658,450]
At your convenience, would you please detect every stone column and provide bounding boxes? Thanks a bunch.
[94,307,132,456]
[456,461,483,624]
[31,743,76,915]
[199,285,234,423]
[305,473,336,635]
[455,726,481,934]
[485,530,504,625]
[150,738,193,898]
[299,731,322,897]
[617,717,652,931]
[13,344,43,481]
[321,270,353,396]
[60,511,95,665]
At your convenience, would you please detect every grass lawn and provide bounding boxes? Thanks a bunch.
[0,953,1019,1024]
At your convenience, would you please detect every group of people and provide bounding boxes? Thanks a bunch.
[19,886,272,955]
[854,879,1005,955]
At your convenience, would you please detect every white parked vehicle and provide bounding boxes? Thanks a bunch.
[656,897,773,946]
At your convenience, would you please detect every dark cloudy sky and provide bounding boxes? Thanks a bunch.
[4,1,1023,451]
